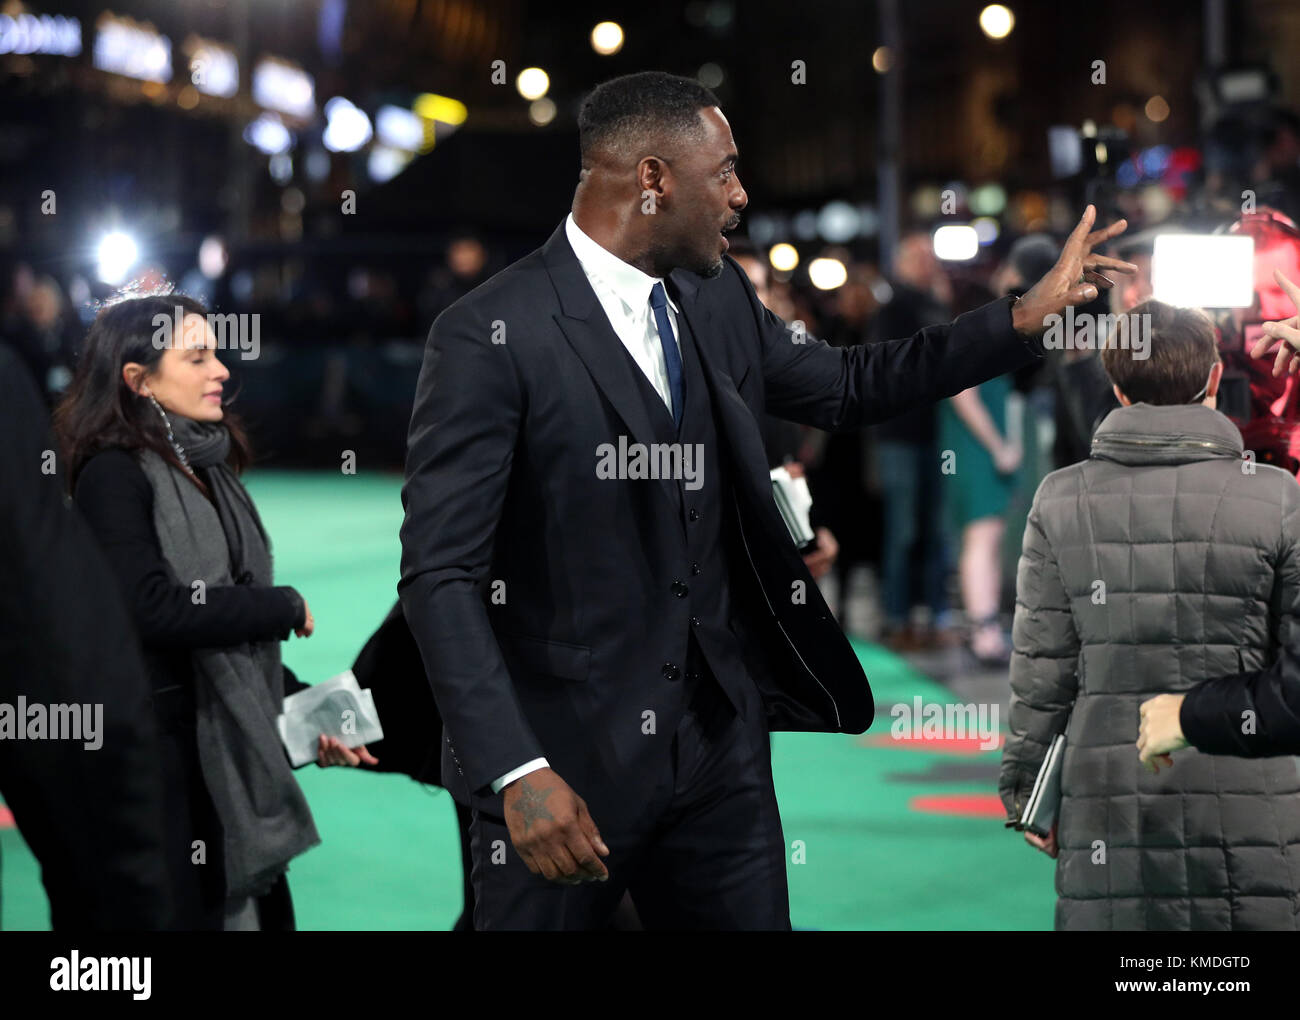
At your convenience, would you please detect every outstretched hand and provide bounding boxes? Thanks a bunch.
[1249,268,1300,376]
[1011,204,1138,336]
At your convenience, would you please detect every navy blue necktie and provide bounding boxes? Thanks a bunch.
[649,281,684,428]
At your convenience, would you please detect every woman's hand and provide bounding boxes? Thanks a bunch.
[294,598,315,638]
[317,734,378,767]
[993,441,1022,475]
[802,526,839,579]
[1024,822,1058,858]
[1137,693,1186,772]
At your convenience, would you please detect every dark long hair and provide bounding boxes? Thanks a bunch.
[53,293,253,494]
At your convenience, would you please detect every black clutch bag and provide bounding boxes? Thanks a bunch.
[350,601,443,786]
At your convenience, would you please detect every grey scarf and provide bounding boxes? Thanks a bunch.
[136,411,319,900]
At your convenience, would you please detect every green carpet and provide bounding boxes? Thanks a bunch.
[0,470,1055,930]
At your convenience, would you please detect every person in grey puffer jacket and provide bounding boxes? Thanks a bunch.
[1000,298,1300,930]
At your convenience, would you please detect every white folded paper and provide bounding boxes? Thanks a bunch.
[277,669,385,767]
[770,465,816,548]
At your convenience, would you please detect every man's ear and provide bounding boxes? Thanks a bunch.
[636,155,668,206]
[1112,383,1132,406]
[1206,361,1224,398]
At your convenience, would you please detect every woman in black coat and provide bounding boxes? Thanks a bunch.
[55,293,373,930]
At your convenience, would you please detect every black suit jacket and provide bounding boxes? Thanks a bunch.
[398,221,1041,813]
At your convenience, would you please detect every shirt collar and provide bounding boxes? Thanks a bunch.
[565,213,678,316]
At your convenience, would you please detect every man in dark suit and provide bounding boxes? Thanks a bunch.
[398,71,1134,930]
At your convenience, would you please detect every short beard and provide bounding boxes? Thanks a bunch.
[654,237,725,279]
[699,256,725,279]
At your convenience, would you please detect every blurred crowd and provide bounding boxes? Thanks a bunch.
[6,101,1300,664]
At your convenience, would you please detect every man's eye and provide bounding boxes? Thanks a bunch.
[721,167,733,179]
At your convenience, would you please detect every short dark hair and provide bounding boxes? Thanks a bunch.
[1005,233,1057,284]
[1101,299,1220,405]
[578,71,719,161]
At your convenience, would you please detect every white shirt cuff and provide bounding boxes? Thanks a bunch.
[490,757,550,794]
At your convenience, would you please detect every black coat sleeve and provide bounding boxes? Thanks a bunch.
[398,302,544,797]
[74,449,305,649]
[0,348,171,930]
[724,257,1042,431]
[1179,653,1300,756]
[1179,483,1300,756]
[1180,483,1300,753]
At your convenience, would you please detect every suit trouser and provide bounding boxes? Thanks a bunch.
[469,641,791,930]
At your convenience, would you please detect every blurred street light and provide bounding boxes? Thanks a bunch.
[591,22,623,55]
[809,257,847,290]
[1145,95,1170,122]
[323,97,372,153]
[97,231,138,285]
[979,5,1014,39]
[769,243,799,272]
[517,67,549,100]
[529,97,557,126]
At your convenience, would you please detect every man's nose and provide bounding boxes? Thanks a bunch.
[732,175,748,211]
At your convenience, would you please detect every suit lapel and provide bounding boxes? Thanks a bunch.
[543,222,679,514]
[668,270,773,515]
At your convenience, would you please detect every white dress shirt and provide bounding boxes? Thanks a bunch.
[564,212,682,414]
[488,215,683,795]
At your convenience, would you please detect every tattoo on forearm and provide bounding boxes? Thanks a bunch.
[512,777,554,834]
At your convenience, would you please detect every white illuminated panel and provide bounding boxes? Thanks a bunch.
[932,224,979,261]
[0,13,81,56]
[93,15,170,82]
[1152,234,1255,308]
[253,58,315,119]
[188,42,238,98]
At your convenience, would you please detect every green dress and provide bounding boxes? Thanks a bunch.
[940,373,1018,529]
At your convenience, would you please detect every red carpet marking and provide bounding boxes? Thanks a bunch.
[0,805,13,829]
[859,733,1003,754]
[909,794,1006,818]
